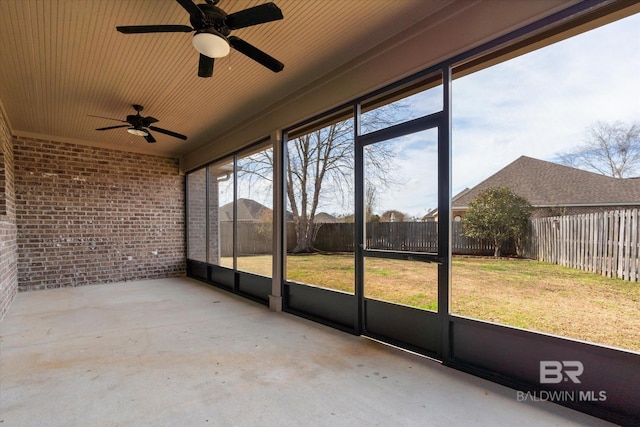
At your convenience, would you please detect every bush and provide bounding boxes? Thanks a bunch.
[462,187,532,257]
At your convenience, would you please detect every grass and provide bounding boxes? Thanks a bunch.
[229,254,640,352]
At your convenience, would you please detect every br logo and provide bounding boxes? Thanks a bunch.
[539,361,584,384]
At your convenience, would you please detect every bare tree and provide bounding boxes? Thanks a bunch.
[557,121,640,178]
[286,123,352,252]
[365,185,377,222]
[240,105,405,253]
[287,120,396,252]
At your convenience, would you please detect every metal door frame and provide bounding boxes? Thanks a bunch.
[354,66,451,356]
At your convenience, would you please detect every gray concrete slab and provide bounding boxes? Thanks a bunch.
[0,278,614,426]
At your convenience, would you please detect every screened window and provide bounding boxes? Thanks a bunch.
[285,116,355,293]
[360,72,442,135]
[209,159,234,268]
[186,168,206,262]
[451,13,640,352]
[236,143,274,277]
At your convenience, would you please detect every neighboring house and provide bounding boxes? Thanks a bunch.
[429,156,640,221]
[423,188,470,222]
[219,198,333,223]
[314,212,339,223]
[219,198,273,222]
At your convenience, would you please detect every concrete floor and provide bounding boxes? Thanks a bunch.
[0,278,614,427]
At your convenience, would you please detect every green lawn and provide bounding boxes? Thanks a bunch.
[229,254,640,352]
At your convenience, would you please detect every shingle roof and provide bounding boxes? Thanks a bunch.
[453,156,640,208]
[219,198,295,222]
[219,198,271,222]
[314,212,338,223]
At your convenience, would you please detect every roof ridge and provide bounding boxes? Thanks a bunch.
[522,156,624,181]
[452,156,640,208]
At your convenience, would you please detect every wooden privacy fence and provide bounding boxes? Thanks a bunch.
[220,221,496,255]
[219,222,275,257]
[220,222,299,256]
[313,223,355,252]
[315,222,503,255]
[362,221,496,255]
[523,209,639,282]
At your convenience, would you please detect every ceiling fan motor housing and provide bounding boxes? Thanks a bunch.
[193,4,231,37]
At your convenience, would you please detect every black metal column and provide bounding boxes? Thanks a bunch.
[438,65,452,362]
[354,103,365,335]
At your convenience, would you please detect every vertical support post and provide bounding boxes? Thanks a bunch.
[438,65,453,361]
[185,173,190,261]
[354,104,364,334]
[205,166,210,265]
[232,154,238,291]
[270,129,284,311]
[208,169,220,266]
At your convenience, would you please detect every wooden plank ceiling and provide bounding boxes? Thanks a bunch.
[0,0,577,158]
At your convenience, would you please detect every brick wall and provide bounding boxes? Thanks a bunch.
[0,107,17,321]
[14,137,185,291]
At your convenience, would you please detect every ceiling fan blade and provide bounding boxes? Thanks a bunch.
[142,116,159,126]
[88,114,127,122]
[117,25,193,34]
[95,125,130,131]
[228,36,284,73]
[198,54,214,78]
[226,3,283,30]
[149,126,187,140]
[175,0,205,21]
[144,132,157,143]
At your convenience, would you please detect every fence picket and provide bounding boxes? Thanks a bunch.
[608,211,615,278]
[632,209,638,282]
[591,213,596,273]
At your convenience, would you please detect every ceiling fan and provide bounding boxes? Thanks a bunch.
[116,0,284,78]
[91,105,187,143]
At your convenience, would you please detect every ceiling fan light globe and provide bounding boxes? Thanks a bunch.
[192,31,230,58]
[127,128,148,137]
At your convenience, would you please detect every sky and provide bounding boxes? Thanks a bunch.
[228,12,640,219]
[371,12,640,219]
